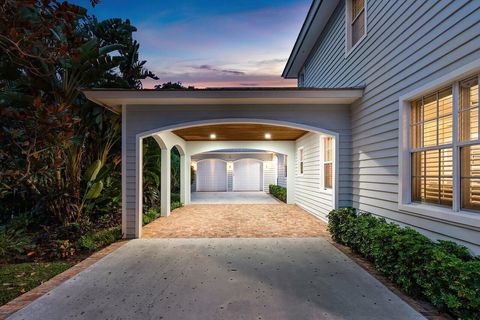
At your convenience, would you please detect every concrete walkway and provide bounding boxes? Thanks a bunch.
[191,191,280,204]
[9,238,425,320]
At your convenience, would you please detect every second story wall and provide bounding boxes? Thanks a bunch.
[300,0,480,252]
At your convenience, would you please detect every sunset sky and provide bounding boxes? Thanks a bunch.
[72,0,310,88]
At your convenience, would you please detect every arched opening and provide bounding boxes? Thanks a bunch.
[135,119,339,238]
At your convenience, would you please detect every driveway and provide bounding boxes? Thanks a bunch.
[191,191,280,204]
[8,238,424,320]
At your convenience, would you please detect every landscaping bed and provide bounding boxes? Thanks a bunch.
[328,208,480,320]
[269,185,286,203]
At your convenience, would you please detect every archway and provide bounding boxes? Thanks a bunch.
[133,119,339,238]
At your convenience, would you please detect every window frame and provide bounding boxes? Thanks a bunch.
[398,59,480,229]
[298,147,304,176]
[345,0,367,54]
[322,136,334,191]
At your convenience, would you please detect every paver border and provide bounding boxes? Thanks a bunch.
[0,241,128,319]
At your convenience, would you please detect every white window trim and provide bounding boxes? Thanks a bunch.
[345,0,367,55]
[298,147,304,176]
[320,136,334,193]
[398,58,480,229]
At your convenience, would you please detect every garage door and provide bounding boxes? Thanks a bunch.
[233,159,262,191]
[196,159,227,192]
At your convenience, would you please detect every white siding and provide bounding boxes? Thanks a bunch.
[263,160,277,192]
[276,154,288,188]
[301,0,480,253]
[295,133,334,220]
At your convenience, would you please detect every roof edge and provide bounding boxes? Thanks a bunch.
[282,0,340,79]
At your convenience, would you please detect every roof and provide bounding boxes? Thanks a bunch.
[82,87,363,114]
[282,0,340,79]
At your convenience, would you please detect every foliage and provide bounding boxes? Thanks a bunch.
[0,262,72,306]
[142,138,182,212]
[0,228,33,261]
[0,1,157,229]
[327,208,480,320]
[143,208,161,226]
[269,185,286,203]
[76,226,121,252]
[142,195,182,226]
[154,81,194,90]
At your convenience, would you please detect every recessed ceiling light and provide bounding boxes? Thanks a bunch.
[210,133,216,139]
[265,133,272,139]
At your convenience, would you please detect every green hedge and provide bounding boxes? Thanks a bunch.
[269,185,286,203]
[327,208,480,320]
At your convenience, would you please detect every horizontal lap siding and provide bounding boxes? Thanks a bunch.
[295,133,335,220]
[276,154,288,188]
[302,0,480,252]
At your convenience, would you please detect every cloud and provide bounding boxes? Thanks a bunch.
[193,64,245,76]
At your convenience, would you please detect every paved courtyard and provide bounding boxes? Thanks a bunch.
[142,203,329,238]
[8,238,425,320]
[191,192,281,204]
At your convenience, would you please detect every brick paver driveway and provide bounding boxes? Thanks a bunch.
[142,203,330,238]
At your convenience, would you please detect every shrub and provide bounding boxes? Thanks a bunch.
[143,208,161,225]
[269,185,286,202]
[0,228,33,260]
[327,208,480,320]
[77,226,121,252]
[171,201,182,211]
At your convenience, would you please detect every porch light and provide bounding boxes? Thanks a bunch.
[265,133,272,139]
[210,133,216,139]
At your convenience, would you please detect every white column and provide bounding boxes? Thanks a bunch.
[161,148,171,216]
[286,151,296,204]
[180,154,187,204]
[185,155,192,205]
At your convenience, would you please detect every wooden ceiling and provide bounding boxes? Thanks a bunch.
[173,124,308,141]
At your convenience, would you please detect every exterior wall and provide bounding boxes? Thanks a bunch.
[263,159,277,192]
[276,154,288,188]
[301,0,480,252]
[295,133,334,220]
[191,153,276,192]
[123,105,352,238]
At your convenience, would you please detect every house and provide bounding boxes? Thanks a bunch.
[84,0,480,254]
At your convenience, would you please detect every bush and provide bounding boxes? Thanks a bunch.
[0,227,34,261]
[77,226,121,252]
[143,208,161,226]
[327,208,480,320]
[269,185,286,202]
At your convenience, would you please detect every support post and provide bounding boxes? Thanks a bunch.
[286,150,296,204]
[161,148,171,216]
[185,155,191,205]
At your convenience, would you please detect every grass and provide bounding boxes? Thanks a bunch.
[0,262,71,306]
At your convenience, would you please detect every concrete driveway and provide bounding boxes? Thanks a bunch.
[9,238,424,320]
[191,191,280,204]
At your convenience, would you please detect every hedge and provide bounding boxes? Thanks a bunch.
[269,185,286,202]
[327,208,480,320]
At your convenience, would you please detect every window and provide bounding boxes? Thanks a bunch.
[346,0,366,51]
[324,137,333,189]
[284,155,288,177]
[460,77,480,210]
[409,74,480,212]
[299,148,304,175]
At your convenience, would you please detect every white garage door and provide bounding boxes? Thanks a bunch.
[233,159,262,191]
[196,159,227,192]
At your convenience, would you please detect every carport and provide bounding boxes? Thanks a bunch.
[84,88,362,238]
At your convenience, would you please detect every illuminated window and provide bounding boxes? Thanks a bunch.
[460,77,480,210]
[324,137,333,189]
[410,74,480,212]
